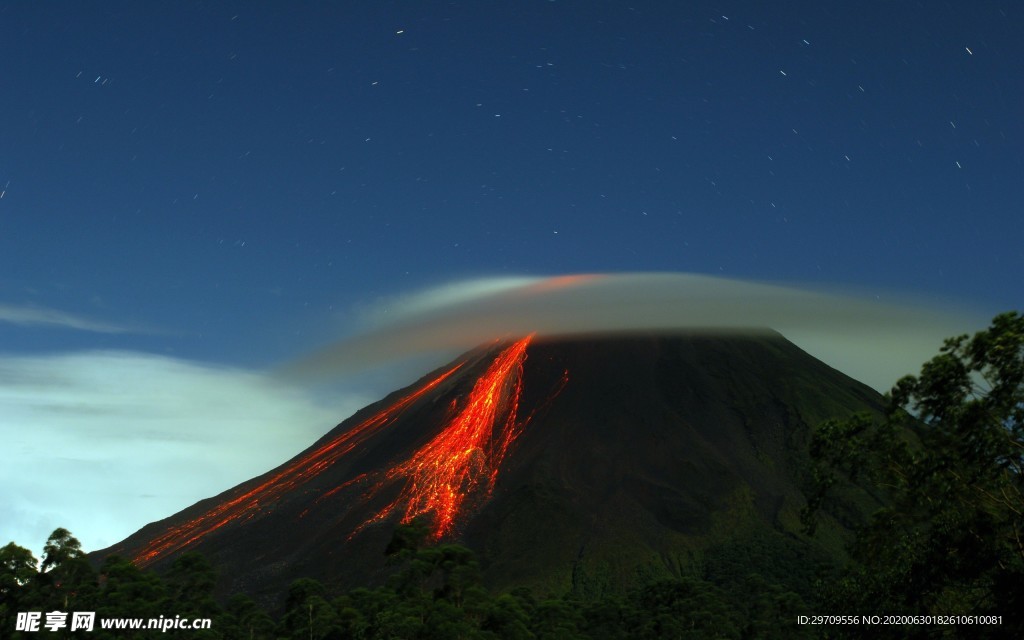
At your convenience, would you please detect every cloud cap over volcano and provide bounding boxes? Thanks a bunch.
[289,272,977,392]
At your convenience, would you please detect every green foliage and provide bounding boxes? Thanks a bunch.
[40,528,83,574]
[805,311,1024,634]
[2,525,824,638]
[31,529,98,626]
[166,553,217,602]
[0,542,39,630]
[384,516,432,557]
[224,594,276,640]
[1,543,38,599]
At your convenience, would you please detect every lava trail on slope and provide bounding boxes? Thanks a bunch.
[355,335,535,539]
[133,362,463,566]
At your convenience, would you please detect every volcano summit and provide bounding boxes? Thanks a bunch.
[98,332,885,600]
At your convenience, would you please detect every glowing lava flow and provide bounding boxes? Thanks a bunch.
[360,335,533,539]
[132,363,462,566]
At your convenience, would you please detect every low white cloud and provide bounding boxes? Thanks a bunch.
[0,351,360,554]
[0,304,138,334]
[291,272,980,393]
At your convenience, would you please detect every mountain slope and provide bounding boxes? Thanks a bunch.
[95,331,886,601]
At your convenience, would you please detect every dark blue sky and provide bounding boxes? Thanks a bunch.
[2,0,1022,554]
[1,1,1020,366]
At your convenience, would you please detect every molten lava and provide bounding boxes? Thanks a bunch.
[133,335,545,566]
[132,362,462,566]
[360,335,534,539]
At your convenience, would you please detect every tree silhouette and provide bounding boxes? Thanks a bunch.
[806,311,1024,636]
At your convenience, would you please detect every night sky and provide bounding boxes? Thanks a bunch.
[1,2,1021,552]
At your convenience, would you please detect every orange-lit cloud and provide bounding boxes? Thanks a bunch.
[290,272,979,393]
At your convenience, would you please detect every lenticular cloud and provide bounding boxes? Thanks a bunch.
[289,272,975,392]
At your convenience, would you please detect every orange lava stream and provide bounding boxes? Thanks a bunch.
[363,336,533,539]
[132,363,462,566]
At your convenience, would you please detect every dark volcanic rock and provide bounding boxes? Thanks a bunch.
[94,332,885,602]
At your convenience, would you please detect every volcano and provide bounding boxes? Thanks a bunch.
[96,332,886,601]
